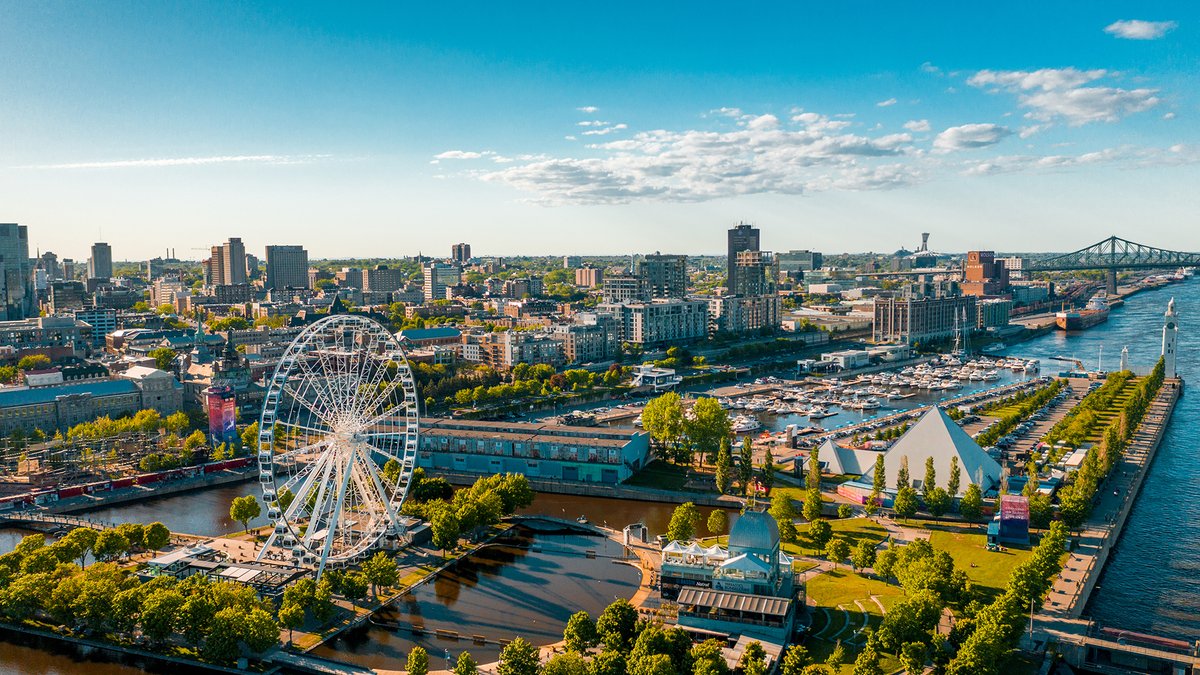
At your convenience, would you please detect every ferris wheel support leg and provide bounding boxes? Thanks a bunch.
[317,456,356,579]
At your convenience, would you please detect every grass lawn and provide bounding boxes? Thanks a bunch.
[625,460,690,491]
[786,518,889,557]
[929,530,1033,596]
[804,569,905,675]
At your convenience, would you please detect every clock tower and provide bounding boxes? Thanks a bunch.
[1162,298,1178,378]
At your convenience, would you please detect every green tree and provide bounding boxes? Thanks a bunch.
[837,504,852,519]
[407,646,430,675]
[666,502,701,542]
[17,354,51,371]
[851,540,877,572]
[769,492,798,543]
[738,437,754,491]
[803,487,823,522]
[229,494,261,532]
[959,483,984,522]
[826,537,851,568]
[563,610,598,652]
[92,529,130,561]
[144,522,170,551]
[893,486,918,521]
[148,347,177,371]
[183,429,208,452]
[312,578,335,623]
[922,456,937,499]
[714,438,733,494]
[164,411,190,435]
[591,650,627,675]
[686,397,731,464]
[596,598,639,651]
[736,641,766,675]
[202,607,244,663]
[341,571,369,606]
[781,645,812,675]
[544,651,589,675]
[240,421,260,452]
[1027,493,1053,529]
[760,445,775,490]
[140,589,185,644]
[278,601,305,645]
[498,637,541,675]
[808,519,833,550]
[826,642,847,670]
[706,509,728,536]
[925,486,950,517]
[61,528,98,568]
[852,643,884,675]
[243,607,280,654]
[896,455,911,490]
[278,487,296,511]
[361,551,399,598]
[947,455,961,499]
[430,506,461,555]
[454,652,479,675]
[641,393,687,463]
[875,546,898,582]
[899,642,927,675]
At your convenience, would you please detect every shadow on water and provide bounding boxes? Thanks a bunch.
[313,525,641,668]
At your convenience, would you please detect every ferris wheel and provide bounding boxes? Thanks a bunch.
[255,314,419,575]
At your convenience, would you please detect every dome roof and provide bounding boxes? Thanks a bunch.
[728,510,779,553]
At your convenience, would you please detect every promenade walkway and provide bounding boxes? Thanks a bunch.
[1039,379,1179,620]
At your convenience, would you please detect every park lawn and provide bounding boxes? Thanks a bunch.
[625,460,690,491]
[805,569,905,675]
[929,530,1033,596]
[787,518,889,557]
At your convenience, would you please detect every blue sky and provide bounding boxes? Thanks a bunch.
[2,2,1198,260]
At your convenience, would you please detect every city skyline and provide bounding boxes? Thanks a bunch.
[3,3,1199,258]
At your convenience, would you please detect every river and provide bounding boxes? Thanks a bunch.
[1009,279,1200,641]
[0,278,1194,671]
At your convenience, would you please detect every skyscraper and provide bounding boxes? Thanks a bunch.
[424,262,462,302]
[727,222,760,291]
[88,242,113,280]
[206,238,247,286]
[0,223,34,320]
[451,242,471,264]
[264,245,310,290]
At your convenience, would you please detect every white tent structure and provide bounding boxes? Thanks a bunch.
[865,407,1001,496]
[813,438,883,477]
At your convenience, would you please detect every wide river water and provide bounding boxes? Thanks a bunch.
[0,277,1195,672]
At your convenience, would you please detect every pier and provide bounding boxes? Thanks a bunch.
[1030,378,1200,673]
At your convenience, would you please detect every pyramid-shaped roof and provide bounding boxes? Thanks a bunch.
[867,406,1001,496]
[816,438,883,476]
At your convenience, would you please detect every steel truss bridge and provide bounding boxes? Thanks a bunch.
[1028,236,1200,294]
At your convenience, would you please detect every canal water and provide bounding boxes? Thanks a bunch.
[1010,279,1200,641]
[312,527,642,667]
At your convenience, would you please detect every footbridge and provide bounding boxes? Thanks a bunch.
[0,511,116,532]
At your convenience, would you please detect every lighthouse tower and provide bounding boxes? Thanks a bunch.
[1120,345,1130,373]
[1162,298,1178,378]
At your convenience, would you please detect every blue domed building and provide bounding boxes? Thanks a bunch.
[660,510,799,643]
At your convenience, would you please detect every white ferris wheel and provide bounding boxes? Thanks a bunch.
[256,314,419,575]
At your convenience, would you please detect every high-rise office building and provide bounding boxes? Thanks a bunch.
[88,242,113,280]
[962,251,1010,297]
[0,223,34,320]
[451,243,471,264]
[206,238,247,286]
[635,253,688,298]
[423,262,462,302]
[39,251,60,281]
[264,245,310,290]
[727,222,760,291]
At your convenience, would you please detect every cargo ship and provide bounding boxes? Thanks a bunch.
[1056,294,1110,331]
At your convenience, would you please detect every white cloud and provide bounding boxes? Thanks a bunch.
[933,124,1013,152]
[876,98,898,107]
[1104,20,1177,40]
[1163,112,1177,120]
[963,144,1199,176]
[20,154,321,169]
[434,150,488,160]
[576,106,599,113]
[903,119,931,132]
[920,62,942,75]
[968,67,1160,125]
[577,120,610,127]
[581,124,629,136]
[444,109,922,204]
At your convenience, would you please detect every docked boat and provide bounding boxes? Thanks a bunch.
[1056,294,1111,331]
[732,415,762,433]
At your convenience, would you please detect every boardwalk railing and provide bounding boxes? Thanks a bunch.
[0,511,116,532]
